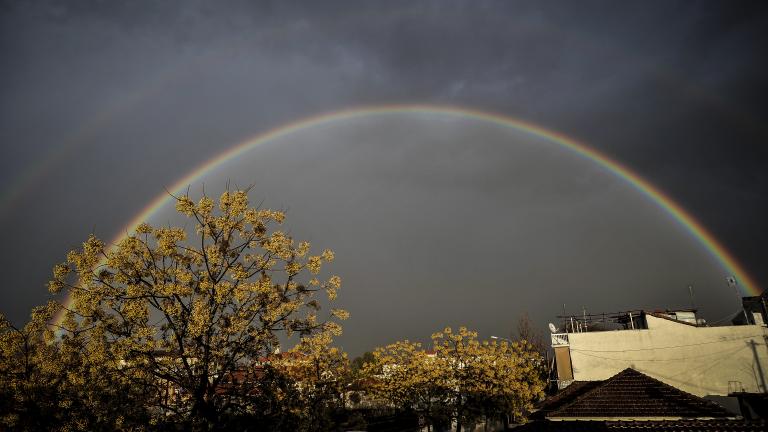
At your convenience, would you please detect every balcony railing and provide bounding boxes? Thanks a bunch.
[551,333,569,347]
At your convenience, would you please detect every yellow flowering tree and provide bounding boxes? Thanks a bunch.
[362,340,452,430]
[432,327,545,430]
[47,189,346,429]
[0,305,151,431]
[363,327,545,432]
[269,330,350,431]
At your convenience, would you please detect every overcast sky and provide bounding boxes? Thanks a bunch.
[1,1,767,355]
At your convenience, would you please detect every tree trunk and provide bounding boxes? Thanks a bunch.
[191,389,218,431]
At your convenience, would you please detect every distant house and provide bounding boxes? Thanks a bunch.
[517,368,765,431]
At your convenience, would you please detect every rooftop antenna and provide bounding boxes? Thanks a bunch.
[727,276,749,323]
[688,285,696,310]
[562,303,567,331]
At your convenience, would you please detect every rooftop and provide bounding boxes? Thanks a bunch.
[543,368,736,420]
[555,309,702,334]
[520,369,762,431]
[515,419,766,431]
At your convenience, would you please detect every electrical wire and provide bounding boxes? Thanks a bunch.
[707,309,744,325]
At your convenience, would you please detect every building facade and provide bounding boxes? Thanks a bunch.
[551,303,768,398]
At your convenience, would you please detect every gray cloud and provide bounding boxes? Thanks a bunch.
[1,1,766,353]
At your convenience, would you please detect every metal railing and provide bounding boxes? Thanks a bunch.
[551,333,569,347]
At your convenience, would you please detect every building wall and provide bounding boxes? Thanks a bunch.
[566,315,768,396]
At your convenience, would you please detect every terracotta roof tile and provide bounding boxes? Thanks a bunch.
[547,368,735,419]
[515,419,766,431]
[530,381,603,420]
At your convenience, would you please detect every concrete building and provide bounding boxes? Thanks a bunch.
[550,296,768,402]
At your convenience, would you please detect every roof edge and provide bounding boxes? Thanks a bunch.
[547,416,741,421]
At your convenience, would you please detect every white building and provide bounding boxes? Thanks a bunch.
[551,298,768,399]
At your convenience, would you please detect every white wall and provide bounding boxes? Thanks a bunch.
[567,315,768,396]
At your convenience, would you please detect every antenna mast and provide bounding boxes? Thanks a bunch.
[727,276,749,323]
[688,285,695,310]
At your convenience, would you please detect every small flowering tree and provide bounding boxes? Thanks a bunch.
[363,327,545,432]
[270,331,350,431]
[362,341,452,430]
[432,327,545,430]
[47,189,346,429]
[0,304,152,431]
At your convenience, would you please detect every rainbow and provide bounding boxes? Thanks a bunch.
[53,104,761,323]
[0,61,185,222]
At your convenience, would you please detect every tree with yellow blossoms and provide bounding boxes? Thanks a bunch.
[1,304,151,431]
[432,327,545,430]
[363,327,545,432]
[362,340,452,431]
[46,189,347,430]
[268,331,350,431]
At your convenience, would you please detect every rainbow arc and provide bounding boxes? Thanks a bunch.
[53,104,761,324]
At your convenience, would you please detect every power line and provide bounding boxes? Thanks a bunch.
[707,309,742,325]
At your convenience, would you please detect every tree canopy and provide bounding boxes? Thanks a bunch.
[3,189,347,430]
[1,188,547,431]
[362,327,545,431]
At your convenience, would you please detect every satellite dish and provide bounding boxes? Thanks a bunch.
[548,323,558,333]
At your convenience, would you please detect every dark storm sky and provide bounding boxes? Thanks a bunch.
[1,1,767,353]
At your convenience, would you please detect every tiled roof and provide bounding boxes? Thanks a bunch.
[530,380,603,420]
[547,368,735,419]
[514,419,766,431]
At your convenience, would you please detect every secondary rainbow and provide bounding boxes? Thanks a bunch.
[54,104,761,322]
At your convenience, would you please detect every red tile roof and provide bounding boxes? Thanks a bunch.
[546,368,735,420]
[530,380,603,420]
[515,419,766,431]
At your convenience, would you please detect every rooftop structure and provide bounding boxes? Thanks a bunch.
[540,368,735,420]
[550,296,768,401]
[518,368,765,431]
